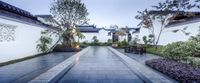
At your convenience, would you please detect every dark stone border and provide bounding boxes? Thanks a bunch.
[0,52,52,67]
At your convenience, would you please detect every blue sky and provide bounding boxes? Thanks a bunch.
[2,0,162,28]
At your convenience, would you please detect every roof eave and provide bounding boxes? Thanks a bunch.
[166,17,200,28]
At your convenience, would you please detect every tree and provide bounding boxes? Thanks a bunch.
[136,9,155,45]
[136,0,195,48]
[132,35,140,46]
[50,0,89,48]
[142,34,154,47]
[76,29,85,43]
[107,39,112,45]
[92,36,98,43]
[143,36,148,46]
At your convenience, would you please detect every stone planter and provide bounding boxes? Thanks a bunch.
[124,46,133,53]
[53,45,81,52]
[124,46,146,55]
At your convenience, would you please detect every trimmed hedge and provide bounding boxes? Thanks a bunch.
[146,59,200,83]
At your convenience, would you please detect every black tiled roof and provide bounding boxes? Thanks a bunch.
[166,16,200,28]
[121,28,140,31]
[35,15,53,18]
[103,28,116,32]
[149,10,200,28]
[0,1,34,19]
[149,10,200,15]
[77,25,101,33]
[103,27,140,32]
[0,1,57,30]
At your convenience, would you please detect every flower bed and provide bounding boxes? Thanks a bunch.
[146,59,200,83]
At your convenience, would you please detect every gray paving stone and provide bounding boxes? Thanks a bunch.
[114,79,143,83]
[58,47,143,83]
[79,80,98,83]
[109,47,177,83]
[59,80,79,83]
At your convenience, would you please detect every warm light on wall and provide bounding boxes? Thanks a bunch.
[72,28,76,34]
[76,45,80,49]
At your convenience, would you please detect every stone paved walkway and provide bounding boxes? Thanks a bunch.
[116,48,177,82]
[58,47,144,83]
[0,52,76,83]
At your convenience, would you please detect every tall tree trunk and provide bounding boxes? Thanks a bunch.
[155,24,165,49]
[46,34,62,53]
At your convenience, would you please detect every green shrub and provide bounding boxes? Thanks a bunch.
[107,39,112,46]
[146,46,164,56]
[117,40,128,48]
[163,41,200,60]
[117,42,123,48]
[80,42,110,46]
[182,41,200,57]
[186,57,200,67]
[142,34,154,47]
[121,40,128,46]
[79,42,89,48]
[163,41,185,60]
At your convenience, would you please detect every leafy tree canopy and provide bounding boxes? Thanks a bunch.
[51,0,89,28]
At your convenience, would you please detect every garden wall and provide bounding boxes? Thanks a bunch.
[139,19,199,45]
[77,29,112,43]
[0,16,59,63]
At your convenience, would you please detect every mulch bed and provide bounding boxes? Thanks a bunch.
[146,58,200,83]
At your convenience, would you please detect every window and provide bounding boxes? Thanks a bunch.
[0,23,16,42]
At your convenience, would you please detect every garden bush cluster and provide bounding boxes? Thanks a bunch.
[79,40,128,49]
[146,46,164,56]
[163,41,200,60]
[116,40,128,48]
[146,59,200,82]
[145,30,200,82]
[79,42,112,47]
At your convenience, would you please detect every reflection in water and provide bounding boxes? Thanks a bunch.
[0,52,76,83]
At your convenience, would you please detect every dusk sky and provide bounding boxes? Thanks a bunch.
[2,0,162,28]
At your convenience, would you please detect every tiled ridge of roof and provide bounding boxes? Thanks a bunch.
[0,1,58,30]
[149,10,200,15]
[0,1,34,19]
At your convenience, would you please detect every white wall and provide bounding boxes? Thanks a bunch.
[0,17,59,63]
[139,20,200,45]
[78,29,112,43]
[77,29,137,43]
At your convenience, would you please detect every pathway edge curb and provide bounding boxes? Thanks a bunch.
[108,47,175,83]
[28,46,91,83]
